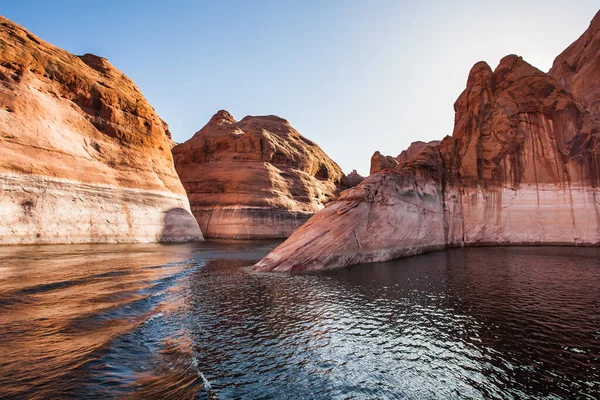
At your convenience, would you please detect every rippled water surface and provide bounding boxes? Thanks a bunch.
[1,243,599,399]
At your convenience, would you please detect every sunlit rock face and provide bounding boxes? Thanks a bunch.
[396,140,442,164]
[255,12,600,272]
[370,151,399,174]
[441,54,600,246]
[370,140,441,174]
[344,170,364,188]
[172,110,345,238]
[255,147,448,271]
[0,17,203,244]
[550,11,600,120]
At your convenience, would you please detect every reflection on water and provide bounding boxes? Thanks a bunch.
[0,243,599,399]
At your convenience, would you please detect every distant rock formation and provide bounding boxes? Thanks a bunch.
[344,170,364,188]
[172,110,345,238]
[370,140,441,174]
[255,11,600,272]
[550,11,600,120]
[396,140,442,163]
[370,151,398,174]
[0,16,203,244]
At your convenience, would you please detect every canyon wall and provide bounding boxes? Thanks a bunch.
[0,17,203,244]
[442,54,600,247]
[396,140,442,164]
[549,10,600,120]
[255,12,600,272]
[172,111,345,238]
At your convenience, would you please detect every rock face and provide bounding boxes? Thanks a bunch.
[396,140,442,163]
[255,12,600,272]
[0,17,203,244]
[550,11,600,120]
[344,170,364,188]
[440,55,599,247]
[370,140,441,174]
[172,110,345,238]
[369,151,398,174]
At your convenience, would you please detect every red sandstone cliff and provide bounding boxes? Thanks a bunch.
[550,11,600,120]
[370,140,441,174]
[0,16,203,243]
[397,140,442,163]
[172,111,345,238]
[344,170,364,188]
[255,11,600,272]
[369,151,399,174]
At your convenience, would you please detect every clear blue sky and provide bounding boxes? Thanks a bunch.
[2,1,598,175]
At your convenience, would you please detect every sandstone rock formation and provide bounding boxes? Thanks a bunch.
[255,11,600,272]
[550,10,600,120]
[370,140,441,174]
[172,110,345,238]
[396,140,442,163]
[0,16,203,244]
[344,170,364,188]
[369,151,398,174]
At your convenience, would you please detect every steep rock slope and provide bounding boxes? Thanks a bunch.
[0,16,203,244]
[550,10,600,120]
[255,45,600,271]
[172,111,345,238]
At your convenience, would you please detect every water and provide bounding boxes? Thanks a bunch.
[0,243,599,399]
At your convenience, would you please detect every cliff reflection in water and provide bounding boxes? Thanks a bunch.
[0,243,599,399]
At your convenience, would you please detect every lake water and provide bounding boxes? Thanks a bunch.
[0,242,599,399]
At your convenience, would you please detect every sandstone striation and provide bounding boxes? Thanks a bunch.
[0,16,203,244]
[255,12,600,272]
[172,110,345,238]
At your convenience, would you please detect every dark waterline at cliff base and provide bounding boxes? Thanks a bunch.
[0,243,599,399]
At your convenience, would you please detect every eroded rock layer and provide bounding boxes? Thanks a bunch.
[172,111,345,238]
[255,11,600,272]
[0,16,202,244]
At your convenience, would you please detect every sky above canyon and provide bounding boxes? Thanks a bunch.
[2,1,598,175]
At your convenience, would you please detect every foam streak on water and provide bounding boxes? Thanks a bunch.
[0,243,599,399]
